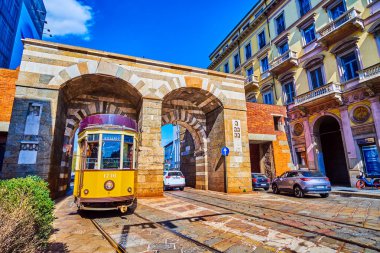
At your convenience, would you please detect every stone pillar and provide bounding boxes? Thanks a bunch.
[303,119,315,170]
[339,106,357,160]
[223,108,252,193]
[136,98,164,197]
[195,150,208,190]
[369,97,380,145]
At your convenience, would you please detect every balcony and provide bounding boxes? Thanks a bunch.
[244,74,259,91]
[359,63,380,84]
[260,71,271,81]
[317,8,364,46]
[269,51,298,75]
[294,82,344,106]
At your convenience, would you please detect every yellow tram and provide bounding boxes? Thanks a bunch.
[73,114,137,213]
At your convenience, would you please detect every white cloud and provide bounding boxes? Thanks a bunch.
[44,0,93,39]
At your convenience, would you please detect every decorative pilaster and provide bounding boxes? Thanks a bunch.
[369,97,380,145]
[303,119,315,170]
[339,106,357,160]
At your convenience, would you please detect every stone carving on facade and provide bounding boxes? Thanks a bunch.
[350,105,371,124]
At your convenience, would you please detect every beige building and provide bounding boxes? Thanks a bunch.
[209,0,380,186]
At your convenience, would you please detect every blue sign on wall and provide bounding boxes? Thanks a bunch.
[221,146,230,156]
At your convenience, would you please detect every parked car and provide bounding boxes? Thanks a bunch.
[272,170,331,198]
[163,171,185,191]
[251,173,270,190]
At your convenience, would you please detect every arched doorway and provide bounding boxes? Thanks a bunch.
[314,116,350,186]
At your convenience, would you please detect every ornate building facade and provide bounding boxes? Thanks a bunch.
[208,0,380,186]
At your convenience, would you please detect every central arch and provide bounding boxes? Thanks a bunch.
[313,115,350,186]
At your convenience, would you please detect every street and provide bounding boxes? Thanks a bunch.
[48,188,380,253]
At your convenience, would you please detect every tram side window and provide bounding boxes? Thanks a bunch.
[101,134,121,169]
[123,135,134,169]
[86,134,99,169]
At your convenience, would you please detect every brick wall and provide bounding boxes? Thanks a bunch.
[0,68,18,123]
[246,102,292,176]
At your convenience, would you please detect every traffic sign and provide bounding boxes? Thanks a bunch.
[221,146,230,156]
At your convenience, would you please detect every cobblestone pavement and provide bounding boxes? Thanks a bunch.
[90,189,379,252]
[45,196,114,253]
[49,189,380,252]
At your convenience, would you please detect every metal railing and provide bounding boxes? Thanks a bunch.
[317,8,361,39]
[359,63,380,82]
[261,71,271,80]
[245,74,258,84]
[270,50,297,70]
[295,82,343,105]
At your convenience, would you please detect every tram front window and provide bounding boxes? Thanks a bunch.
[101,134,121,169]
[86,134,99,169]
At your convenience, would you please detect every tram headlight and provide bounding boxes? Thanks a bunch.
[84,189,89,195]
[104,180,115,191]
[127,187,132,193]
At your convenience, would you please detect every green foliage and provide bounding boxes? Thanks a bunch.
[0,176,55,242]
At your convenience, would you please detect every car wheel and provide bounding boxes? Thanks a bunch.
[163,185,168,191]
[294,185,304,198]
[180,187,184,191]
[264,187,269,191]
[320,193,329,198]
[272,184,280,194]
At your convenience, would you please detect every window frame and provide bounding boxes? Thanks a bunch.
[245,43,252,60]
[277,40,289,56]
[275,12,286,36]
[337,48,362,82]
[307,64,326,90]
[301,23,316,46]
[233,53,240,70]
[262,89,274,105]
[260,56,269,73]
[246,67,254,77]
[327,0,347,21]
[257,30,267,50]
[297,0,311,17]
[282,81,296,105]
[224,62,230,73]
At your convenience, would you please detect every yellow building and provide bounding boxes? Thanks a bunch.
[209,0,380,186]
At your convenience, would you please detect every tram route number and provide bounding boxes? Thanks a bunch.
[103,173,117,179]
[232,120,242,153]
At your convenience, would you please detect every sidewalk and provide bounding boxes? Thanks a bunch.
[331,186,380,199]
[45,195,114,253]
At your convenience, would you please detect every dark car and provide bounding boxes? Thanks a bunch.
[272,170,331,198]
[252,173,270,190]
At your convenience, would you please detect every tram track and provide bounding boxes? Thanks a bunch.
[169,189,380,232]
[166,191,380,251]
[89,210,222,253]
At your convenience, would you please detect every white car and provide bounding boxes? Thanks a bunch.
[163,171,185,191]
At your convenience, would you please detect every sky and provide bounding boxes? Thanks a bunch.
[43,0,258,145]
[44,0,258,68]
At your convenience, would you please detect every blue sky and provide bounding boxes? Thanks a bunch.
[44,0,257,144]
[44,0,258,68]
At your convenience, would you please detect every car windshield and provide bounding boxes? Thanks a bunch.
[168,172,183,176]
[252,174,266,178]
[299,171,324,177]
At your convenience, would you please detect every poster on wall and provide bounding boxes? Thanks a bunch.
[361,145,380,177]
[232,120,242,153]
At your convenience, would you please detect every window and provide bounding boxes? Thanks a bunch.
[275,13,286,35]
[233,53,240,69]
[247,92,257,103]
[246,67,254,77]
[277,41,289,55]
[286,171,299,177]
[339,51,359,81]
[260,56,269,73]
[302,23,316,45]
[123,135,134,169]
[283,81,295,104]
[308,66,325,89]
[85,134,99,169]
[263,90,273,104]
[245,43,252,60]
[101,134,121,169]
[224,62,230,73]
[273,116,282,131]
[258,31,266,49]
[298,0,311,17]
[328,1,346,20]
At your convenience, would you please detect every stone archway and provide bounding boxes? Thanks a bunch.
[162,109,209,190]
[2,39,252,198]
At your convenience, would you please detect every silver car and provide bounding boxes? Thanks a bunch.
[272,170,331,198]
